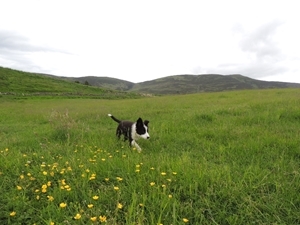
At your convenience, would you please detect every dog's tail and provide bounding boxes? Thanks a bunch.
[108,114,121,123]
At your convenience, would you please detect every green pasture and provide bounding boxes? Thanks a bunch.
[0,89,300,224]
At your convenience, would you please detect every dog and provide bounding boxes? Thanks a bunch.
[108,114,150,152]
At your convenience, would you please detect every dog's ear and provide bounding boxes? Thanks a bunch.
[144,120,149,126]
[136,118,143,125]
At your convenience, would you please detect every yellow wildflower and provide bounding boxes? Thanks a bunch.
[89,176,96,180]
[183,218,189,223]
[87,204,94,208]
[59,202,67,208]
[150,182,155,186]
[10,211,16,217]
[117,203,123,209]
[90,216,97,222]
[92,195,99,200]
[116,177,123,181]
[161,172,166,176]
[47,196,54,201]
[114,186,119,191]
[74,213,81,220]
[16,185,22,190]
[99,215,107,222]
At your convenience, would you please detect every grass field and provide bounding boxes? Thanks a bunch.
[1,89,300,224]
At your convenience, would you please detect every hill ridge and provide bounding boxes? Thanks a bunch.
[0,66,140,99]
[73,73,300,95]
[1,66,299,96]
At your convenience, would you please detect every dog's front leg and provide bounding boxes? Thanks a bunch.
[131,140,142,152]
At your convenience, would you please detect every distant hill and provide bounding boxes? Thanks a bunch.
[68,74,300,95]
[1,66,299,96]
[71,76,134,91]
[0,67,140,99]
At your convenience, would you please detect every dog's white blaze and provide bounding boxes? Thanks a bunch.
[130,124,149,152]
[131,124,138,140]
[140,125,150,139]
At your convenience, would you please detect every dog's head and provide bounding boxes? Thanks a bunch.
[135,118,150,140]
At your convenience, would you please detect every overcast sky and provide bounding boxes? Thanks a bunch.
[1,0,299,83]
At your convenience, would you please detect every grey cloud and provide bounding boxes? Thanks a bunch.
[191,21,289,80]
[192,20,288,79]
[0,30,70,74]
[191,60,287,80]
[238,20,284,62]
[214,62,287,79]
[0,31,32,52]
[0,30,71,54]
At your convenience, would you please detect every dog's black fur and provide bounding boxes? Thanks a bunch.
[108,114,150,152]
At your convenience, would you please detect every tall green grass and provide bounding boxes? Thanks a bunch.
[0,89,300,224]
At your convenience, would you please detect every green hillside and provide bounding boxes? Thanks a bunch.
[2,66,299,97]
[0,67,140,99]
[67,74,300,95]
[130,74,300,94]
[72,76,134,91]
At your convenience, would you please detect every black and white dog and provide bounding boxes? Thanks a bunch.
[108,114,150,152]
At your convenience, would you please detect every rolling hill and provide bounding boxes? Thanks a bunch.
[69,74,300,95]
[0,67,140,99]
[1,66,299,96]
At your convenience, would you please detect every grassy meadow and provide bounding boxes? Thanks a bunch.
[0,88,300,224]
